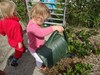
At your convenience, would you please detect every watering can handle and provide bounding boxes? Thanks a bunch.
[62,0,67,42]
[63,30,68,42]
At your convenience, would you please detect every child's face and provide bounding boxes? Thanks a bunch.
[35,16,45,25]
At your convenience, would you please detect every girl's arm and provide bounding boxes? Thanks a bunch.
[28,24,64,37]
[29,25,53,37]
[14,22,23,43]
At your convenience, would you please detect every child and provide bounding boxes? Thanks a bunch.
[0,1,25,67]
[27,2,64,71]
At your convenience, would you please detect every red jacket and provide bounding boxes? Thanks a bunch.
[0,17,23,48]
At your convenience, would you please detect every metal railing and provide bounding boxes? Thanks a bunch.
[25,0,66,26]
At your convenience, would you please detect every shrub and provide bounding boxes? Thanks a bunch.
[13,0,28,24]
[66,0,100,28]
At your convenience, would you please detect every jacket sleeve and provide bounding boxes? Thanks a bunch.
[0,21,6,36]
[29,24,53,37]
[14,22,23,43]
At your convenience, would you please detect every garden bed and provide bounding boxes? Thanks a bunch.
[44,27,100,75]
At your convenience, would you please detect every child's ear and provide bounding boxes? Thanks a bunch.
[13,10,17,16]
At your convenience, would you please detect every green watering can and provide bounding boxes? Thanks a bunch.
[36,30,68,68]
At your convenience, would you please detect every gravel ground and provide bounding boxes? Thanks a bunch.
[4,51,35,75]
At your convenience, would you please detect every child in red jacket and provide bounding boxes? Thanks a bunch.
[0,1,25,67]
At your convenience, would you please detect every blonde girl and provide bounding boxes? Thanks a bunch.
[0,1,25,67]
[27,2,64,72]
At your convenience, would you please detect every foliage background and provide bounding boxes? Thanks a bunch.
[66,0,100,28]
[13,0,28,24]
[0,0,100,28]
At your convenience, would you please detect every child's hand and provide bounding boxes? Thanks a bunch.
[52,26,64,32]
[18,42,23,49]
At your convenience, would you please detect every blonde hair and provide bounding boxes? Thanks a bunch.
[30,2,50,20]
[0,1,16,18]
